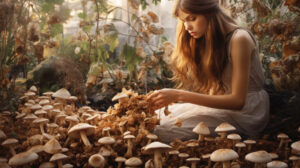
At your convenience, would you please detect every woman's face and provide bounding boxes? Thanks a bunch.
[178,10,208,39]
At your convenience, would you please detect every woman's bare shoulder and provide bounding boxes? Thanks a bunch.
[231,29,256,50]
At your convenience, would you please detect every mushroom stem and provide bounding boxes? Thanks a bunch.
[9,146,16,155]
[39,123,45,134]
[198,134,204,142]
[125,139,133,157]
[57,160,63,168]
[154,150,163,168]
[191,162,197,168]
[117,162,122,168]
[222,161,231,168]
[80,131,91,147]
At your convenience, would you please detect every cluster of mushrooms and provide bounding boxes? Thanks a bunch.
[0,86,299,168]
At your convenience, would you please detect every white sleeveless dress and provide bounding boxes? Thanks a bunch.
[154,29,270,143]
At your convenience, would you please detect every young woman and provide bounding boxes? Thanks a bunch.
[147,0,269,142]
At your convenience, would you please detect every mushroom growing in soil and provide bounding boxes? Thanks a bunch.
[33,118,49,134]
[68,123,95,148]
[277,133,289,151]
[2,138,18,156]
[144,141,172,168]
[245,150,271,168]
[210,149,238,168]
[215,122,236,139]
[124,134,136,158]
[266,160,288,168]
[115,156,126,168]
[192,121,210,142]
[88,154,105,168]
[49,153,69,168]
[44,139,62,154]
[8,151,39,167]
[125,157,143,168]
[244,139,256,152]
[186,157,201,168]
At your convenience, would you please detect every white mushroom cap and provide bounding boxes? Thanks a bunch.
[28,145,44,154]
[186,157,201,162]
[50,153,69,162]
[24,114,38,120]
[269,153,279,160]
[52,88,71,100]
[0,130,6,139]
[42,105,53,111]
[62,164,73,168]
[144,141,172,153]
[179,153,189,158]
[16,113,26,119]
[29,86,38,92]
[124,134,135,140]
[33,118,49,124]
[43,91,54,96]
[235,142,246,148]
[8,151,38,166]
[277,133,289,139]
[244,139,256,144]
[169,150,180,155]
[31,104,42,111]
[215,122,236,133]
[39,99,50,105]
[227,133,242,140]
[65,116,79,123]
[115,156,126,163]
[125,157,143,167]
[245,150,272,163]
[266,160,288,168]
[88,154,105,168]
[68,123,96,139]
[2,138,18,146]
[98,137,116,145]
[210,149,238,162]
[146,133,158,140]
[25,92,36,96]
[34,110,47,116]
[44,139,62,154]
[291,141,300,152]
[39,162,56,168]
[192,122,210,135]
[202,153,211,159]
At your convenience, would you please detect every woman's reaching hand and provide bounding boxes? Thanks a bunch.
[147,88,179,109]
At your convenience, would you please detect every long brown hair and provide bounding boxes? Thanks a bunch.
[171,0,237,94]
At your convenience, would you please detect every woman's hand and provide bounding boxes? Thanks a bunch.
[147,88,180,109]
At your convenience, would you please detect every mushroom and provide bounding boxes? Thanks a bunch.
[192,121,210,142]
[186,157,201,168]
[277,133,289,151]
[88,154,105,168]
[210,149,238,168]
[8,151,38,167]
[27,145,44,154]
[28,134,43,145]
[215,122,236,139]
[44,139,62,154]
[68,123,95,148]
[289,156,300,168]
[33,118,49,134]
[115,156,126,168]
[291,140,300,153]
[29,85,38,93]
[235,142,246,155]
[0,130,6,140]
[39,162,56,168]
[202,153,212,167]
[245,150,272,168]
[144,141,172,168]
[124,134,136,158]
[49,153,69,168]
[243,139,256,152]
[227,133,241,148]
[269,153,279,160]
[125,157,143,168]
[112,92,129,104]
[178,153,189,165]
[62,163,73,168]
[98,136,115,154]
[266,160,288,168]
[146,133,158,145]
[52,88,71,106]
[66,116,79,130]
[2,138,18,156]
